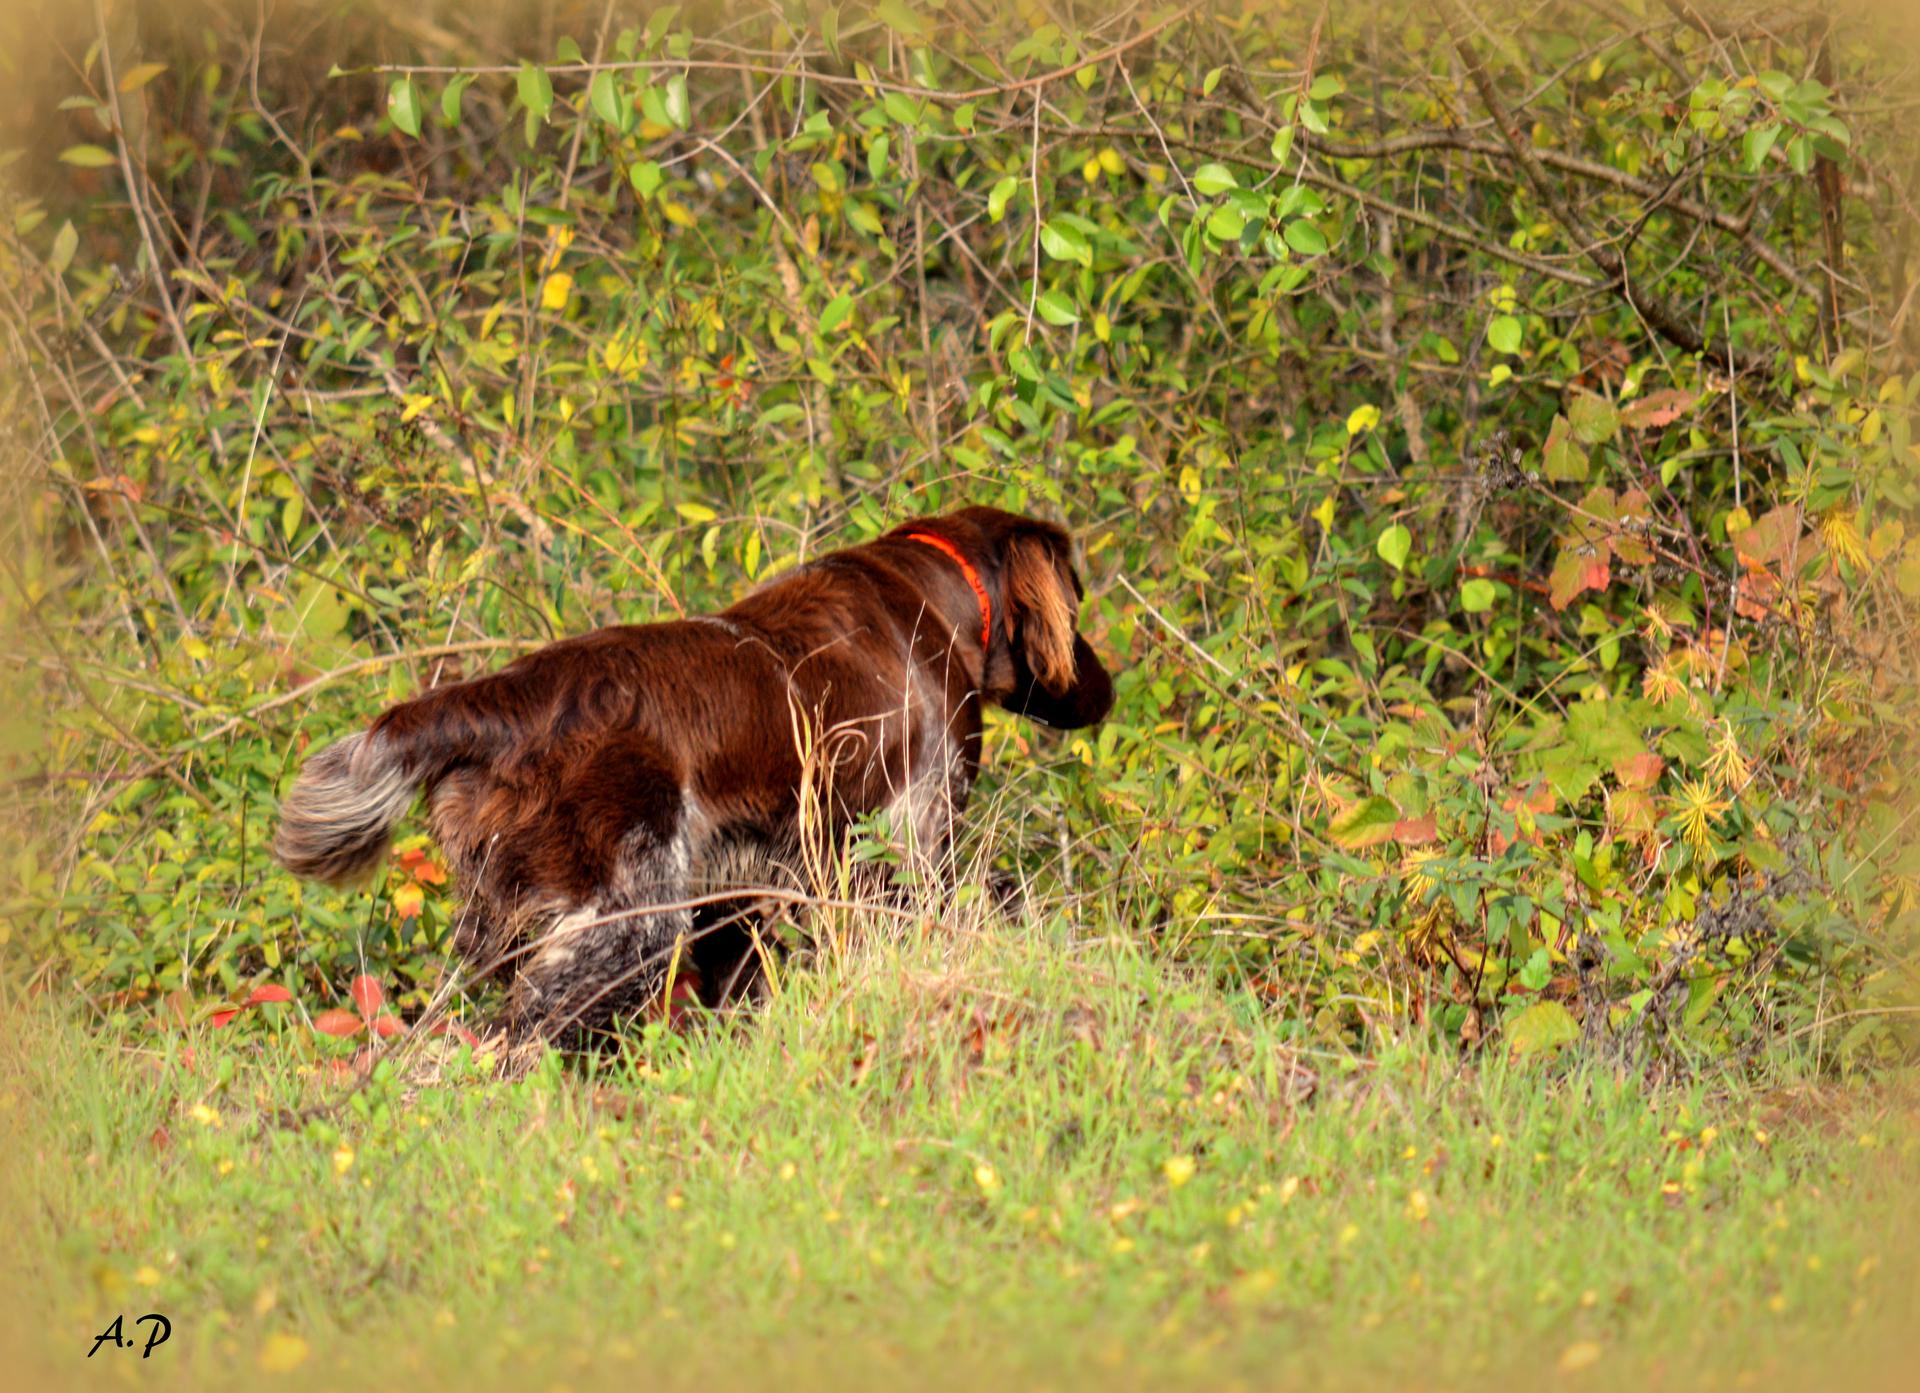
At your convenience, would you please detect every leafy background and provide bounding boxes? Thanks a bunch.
[3,0,1918,1072]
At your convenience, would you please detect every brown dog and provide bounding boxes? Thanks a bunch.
[272,507,1115,1043]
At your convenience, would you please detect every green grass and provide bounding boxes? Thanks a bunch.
[3,915,1915,1393]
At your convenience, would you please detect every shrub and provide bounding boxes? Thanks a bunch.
[3,0,1916,1071]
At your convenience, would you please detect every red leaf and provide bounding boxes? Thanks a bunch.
[314,1008,366,1038]
[349,975,385,1017]
[425,1020,482,1048]
[1613,753,1665,790]
[1392,813,1439,846]
[1549,544,1612,610]
[209,1008,241,1028]
[369,1014,408,1039]
[1619,388,1697,430]
[244,983,294,1005]
[1503,782,1555,816]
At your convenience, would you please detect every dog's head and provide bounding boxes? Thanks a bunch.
[902,506,1116,730]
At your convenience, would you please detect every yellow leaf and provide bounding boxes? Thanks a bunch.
[257,1333,310,1373]
[602,333,649,379]
[1162,1155,1197,1188]
[540,273,573,311]
[118,62,167,93]
[1557,1341,1602,1373]
[392,882,424,919]
[1313,495,1336,531]
[973,1163,1000,1195]
[331,1145,355,1176]
[1346,403,1381,436]
[400,394,435,423]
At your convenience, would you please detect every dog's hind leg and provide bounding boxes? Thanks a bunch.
[501,734,694,1046]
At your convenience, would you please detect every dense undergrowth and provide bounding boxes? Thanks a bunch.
[2,0,1918,1071]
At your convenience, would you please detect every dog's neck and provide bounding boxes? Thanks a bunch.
[899,531,993,655]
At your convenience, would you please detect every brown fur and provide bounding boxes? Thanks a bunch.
[272,506,1115,1044]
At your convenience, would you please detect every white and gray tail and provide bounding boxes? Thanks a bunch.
[271,730,422,886]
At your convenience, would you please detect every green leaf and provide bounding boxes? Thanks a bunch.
[1460,578,1499,613]
[629,160,663,199]
[1542,415,1589,482]
[387,76,423,137]
[1039,220,1091,267]
[874,0,928,38]
[441,73,475,126]
[1206,203,1246,241]
[868,133,890,181]
[818,292,853,334]
[1568,391,1619,446]
[1282,219,1327,256]
[1328,796,1401,850]
[1506,1001,1579,1057]
[589,70,626,129]
[517,64,553,121]
[1487,314,1522,355]
[58,144,117,168]
[1269,126,1295,165]
[48,219,78,276]
[882,91,923,128]
[1036,290,1079,326]
[1376,523,1411,571]
[663,74,689,128]
[1192,162,1238,196]
[988,176,1017,223]
[1742,122,1781,171]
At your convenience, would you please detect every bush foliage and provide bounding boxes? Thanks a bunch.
[3,0,1917,1071]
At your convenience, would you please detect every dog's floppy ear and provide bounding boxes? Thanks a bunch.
[999,531,1115,730]
[1005,537,1078,694]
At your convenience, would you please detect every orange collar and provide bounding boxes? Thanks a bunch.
[901,531,992,652]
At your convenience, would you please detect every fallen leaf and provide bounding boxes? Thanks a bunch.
[313,1009,364,1038]
[349,975,385,1017]
[257,1333,310,1373]
[1557,1340,1602,1373]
